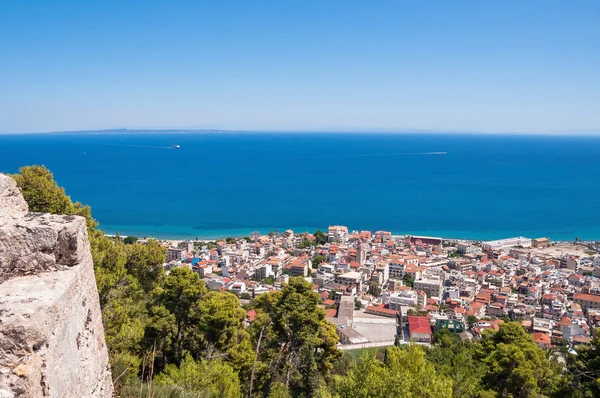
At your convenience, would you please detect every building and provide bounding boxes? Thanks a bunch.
[457,243,482,255]
[284,262,308,277]
[167,247,187,262]
[409,236,443,246]
[335,271,362,285]
[532,238,551,248]
[229,282,247,295]
[572,293,600,312]
[383,290,418,310]
[414,277,443,298]
[481,237,532,252]
[408,316,432,343]
[255,264,273,279]
[356,242,367,265]
[328,225,348,243]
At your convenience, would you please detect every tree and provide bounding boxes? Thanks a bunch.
[254,278,340,396]
[403,273,414,288]
[314,230,328,245]
[428,329,487,398]
[334,346,453,398]
[355,300,363,310]
[565,328,600,396]
[192,291,249,360]
[313,255,326,268]
[154,353,242,397]
[368,280,382,297]
[124,239,167,291]
[467,315,478,329]
[123,236,138,244]
[156,267,207,364]
[298,239,313,249]
[475,322,564,398]
[11,165,98,229]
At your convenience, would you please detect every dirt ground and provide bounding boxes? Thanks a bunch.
[527,242,597,259]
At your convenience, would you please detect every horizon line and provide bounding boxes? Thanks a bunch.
[2,127,600,136]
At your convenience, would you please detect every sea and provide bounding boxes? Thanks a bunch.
[1,131,599,241]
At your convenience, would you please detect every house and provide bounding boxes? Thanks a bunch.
[229,282,247,295]
[532,332,551,348]
[408,316,433,343]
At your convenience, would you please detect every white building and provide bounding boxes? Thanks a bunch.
[328,225,349,243]
[457,243,482,255]
[383,290,418,310]
[481,237,532,252]
[229,282,247,295]
[335,271,362,285]
[414,276,443,298]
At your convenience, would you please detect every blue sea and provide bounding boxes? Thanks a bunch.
[1,132,599,241]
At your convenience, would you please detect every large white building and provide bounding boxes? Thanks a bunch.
[414,276,444,298]
[328,225,349,243]
[335,271,362,285]
[383,290,418,310]
[481,237,532,252]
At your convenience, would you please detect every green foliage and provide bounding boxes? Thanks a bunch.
[368,280,382,297]
[154,354,242,398]
[403,273,414,288]
[467,315,478,328]
[123,236,138,244]
[428,329,487,398]
[298,239,313,249]
[313,230,328,245]
[312,255,326,268]
[565,329,600,397]
[253,277,341,396]
[476,322,564,398]
[334,345,453,398]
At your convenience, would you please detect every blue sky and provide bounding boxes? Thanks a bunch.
[1,1,599,133]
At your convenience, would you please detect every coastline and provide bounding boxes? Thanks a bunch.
[101,224,598,244]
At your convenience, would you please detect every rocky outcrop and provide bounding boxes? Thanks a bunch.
[0,174,113,397]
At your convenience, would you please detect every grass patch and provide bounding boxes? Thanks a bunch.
[343,346,388,361]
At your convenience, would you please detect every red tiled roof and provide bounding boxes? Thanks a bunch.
[573,293,600,303]
[408,316,432,335]
[325,308,337,318]
[532,332,551,345]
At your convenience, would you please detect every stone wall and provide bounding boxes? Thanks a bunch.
[0,174,113,397]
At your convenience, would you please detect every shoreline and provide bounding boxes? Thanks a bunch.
[103,229,597,245]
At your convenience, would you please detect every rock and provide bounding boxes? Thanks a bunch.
[0,174,28,218]
[0,175,113,397]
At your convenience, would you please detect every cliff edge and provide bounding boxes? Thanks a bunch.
[0,174,113,397]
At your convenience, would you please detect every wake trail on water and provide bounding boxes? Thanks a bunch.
[96,144,173,149]
[272,151,448,160]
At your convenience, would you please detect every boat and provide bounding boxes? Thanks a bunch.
[171,145,181,149]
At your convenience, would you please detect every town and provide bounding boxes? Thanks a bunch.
[138,227,600,351]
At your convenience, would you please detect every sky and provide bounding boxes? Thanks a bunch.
[0,1,599,134]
